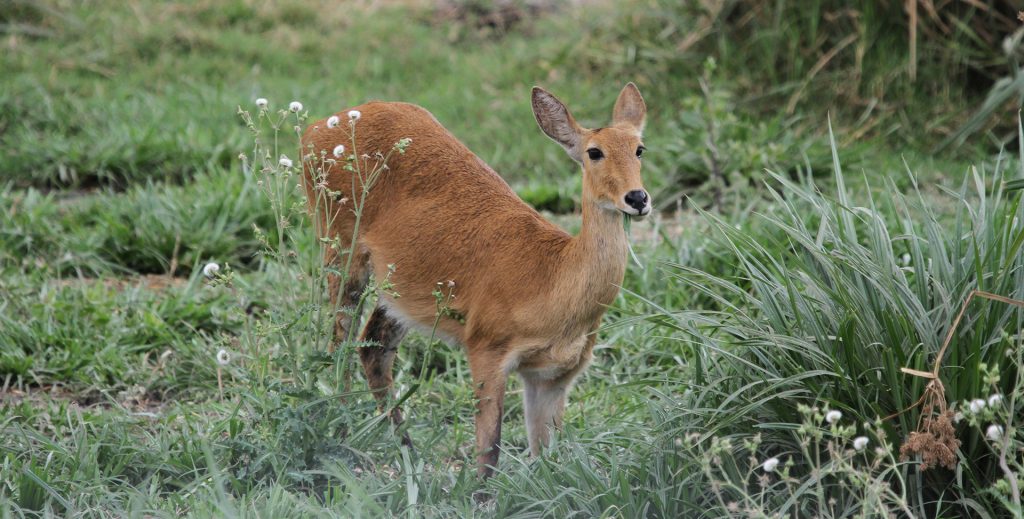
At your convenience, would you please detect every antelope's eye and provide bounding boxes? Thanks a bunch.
[636,146,646,158]
[586,148,604,161]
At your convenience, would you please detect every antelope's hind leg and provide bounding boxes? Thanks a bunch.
[359,305,411,445]
[326,247,372,352]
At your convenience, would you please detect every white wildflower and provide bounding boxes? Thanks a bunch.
[853,436,869,451]
[327,115,340,128]
[279,155,293,168]
[289,101,303,113]
[255,98,268,109]
[969,398,986,414]
[216,349,231,366]
[202,262,220,278]
[348,110,361,122]
[825,410,842,424]
[333,144,346,158]
[901,253,911,265]
[762,457,779,473]
[986,424,1004,442]
[988,394,1003,407]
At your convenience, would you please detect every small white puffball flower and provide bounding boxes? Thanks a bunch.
[202,262,220,278]
[988,394,1003,407]
[853,436,869,451]
[332,144,346,158]
[255,98,268,109]
[986,424,1004,442]
[901,253,911,265]
[762,457,780,473]
[825,410,842,424]
[289,101,303,112]
[969,398,986,414]
[279,155,293,168]
[327,115,340,128]
[348,110,361,122]
[216,348,231,366]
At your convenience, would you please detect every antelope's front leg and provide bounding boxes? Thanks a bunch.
[522,334,595,455]
[468,350,509,478]
[522,375,570,456]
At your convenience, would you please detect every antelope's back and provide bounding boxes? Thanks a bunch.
[303,101,572,339]
[303,102,517,219]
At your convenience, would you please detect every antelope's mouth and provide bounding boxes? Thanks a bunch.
[620,205,651,218]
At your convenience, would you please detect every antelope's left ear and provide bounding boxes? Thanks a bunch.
[611,82,646,133]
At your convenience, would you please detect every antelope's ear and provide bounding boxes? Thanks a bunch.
[611,82,646,133]
[532,86,584,163]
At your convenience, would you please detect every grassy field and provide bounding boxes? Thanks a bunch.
[3,1,1024,517]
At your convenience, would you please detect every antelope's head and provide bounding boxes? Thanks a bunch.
[532,83,650,217]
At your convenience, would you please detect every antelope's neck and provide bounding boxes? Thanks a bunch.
[561,198,629,313]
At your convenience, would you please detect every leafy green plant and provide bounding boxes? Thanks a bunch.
[654,58,832,209]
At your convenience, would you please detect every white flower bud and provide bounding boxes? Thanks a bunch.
[825,410,842,424]
[216,348,231,366]
[762,457,779,472]
[289,101,303,113]
[202,262,220,277]
[969,399,986,414]
[348,110,361,122]
[853,436,869,451]
[333,144,345,158]
[255,98,268,109]
[988,394,1003,407]
[279,155,293,168]
[986,424,1004,442]
[327,115,340,128]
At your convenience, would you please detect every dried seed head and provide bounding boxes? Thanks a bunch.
[899,409,960,470]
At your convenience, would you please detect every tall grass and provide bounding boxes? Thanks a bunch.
[647,124,1024,516]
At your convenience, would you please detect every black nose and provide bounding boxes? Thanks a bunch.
[624,190,649,211]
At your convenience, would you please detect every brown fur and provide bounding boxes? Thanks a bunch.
[301,84,648,477]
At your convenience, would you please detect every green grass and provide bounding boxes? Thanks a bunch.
[3,0,1024,517]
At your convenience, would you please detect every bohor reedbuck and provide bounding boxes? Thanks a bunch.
[301,83,650,477]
